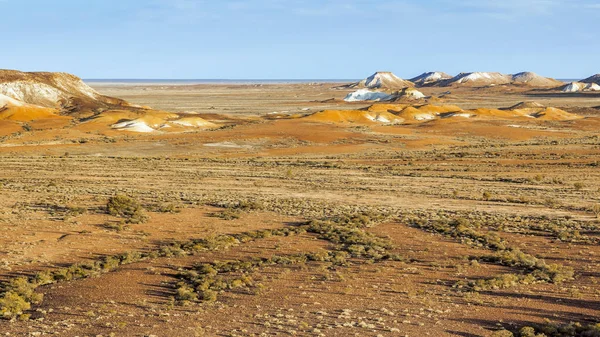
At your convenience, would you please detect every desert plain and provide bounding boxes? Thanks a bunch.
[0,74,599,337]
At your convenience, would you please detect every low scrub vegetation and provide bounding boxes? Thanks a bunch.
[106,194,148,224]
[501,322,600,337]
[174,219,404,304]
[407,216,574,290]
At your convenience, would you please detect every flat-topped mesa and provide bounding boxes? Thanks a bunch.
[347,71,414,90]
[0,69,130,112]
[510,72,563,87]
[409,71,452,87]
[581,74,600,84]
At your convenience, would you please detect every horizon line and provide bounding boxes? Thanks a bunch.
[83,77,581,81]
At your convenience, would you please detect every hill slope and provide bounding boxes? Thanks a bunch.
[0,93,63,121]
[347,72,413,90]
[0,69,130,112]
[441,72,511,86]
[409,72,452,86]
[581,74,600,84]
[511,72,563,87]
[439,71,561,87]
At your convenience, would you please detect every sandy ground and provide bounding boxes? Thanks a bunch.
[0,83,599,336]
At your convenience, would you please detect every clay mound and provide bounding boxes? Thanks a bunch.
[529,107,582,121]
[508,101,545,110]
[169,116,217,128]
[303,102,582,126]
[105,112,215,132]
[344,89,393,102]
[561,82,600,92]
[0,93,63,121]
[82,110,173,132]
[365,103,407,113]
[499,102,582,120]
[395,105,461,122]
[562,82,585,92]
[303,109,403,124]
[416,104,463,114]
[347,72,413,89]
[441,72,512,86]
[581,74,600,84]
[397,107,437,122]
[511,72,563,87]
[409,72,452,87]
[394,88,426,100]
[0,69,130,112]
[470,108,525,119]
[111,119,156,132]
[586,83,600,91]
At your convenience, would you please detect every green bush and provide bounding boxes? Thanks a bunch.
[106,195,148,224]
[491,330,514,337]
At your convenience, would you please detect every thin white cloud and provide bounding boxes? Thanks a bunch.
[449,0,561,16]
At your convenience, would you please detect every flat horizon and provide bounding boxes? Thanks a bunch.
[83,77,580,84]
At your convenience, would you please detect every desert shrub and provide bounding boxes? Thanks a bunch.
[491,330,514,337]
[591,204,600,218]
[211,207,241,220]
[306,220,399,261]
[148,203,181,213]
[175,284,197,302]
[0,291,31,319]
[518,327,538,337]
[106,195,147,224]
[199,289,218,302]
[102,222,130,232]
[67,206,86,216]
[515,322,600,337]
[0,277,44,319]
[474,274,520,290]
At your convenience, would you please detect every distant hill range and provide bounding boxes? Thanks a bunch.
[347,71,569,89]
[430,71,562,87]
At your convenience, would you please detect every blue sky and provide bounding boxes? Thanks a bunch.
[2,0,599,79]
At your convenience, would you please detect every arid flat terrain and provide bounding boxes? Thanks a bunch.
[1,81,599,337]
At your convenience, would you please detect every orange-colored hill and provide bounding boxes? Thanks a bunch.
[303,109,404,124]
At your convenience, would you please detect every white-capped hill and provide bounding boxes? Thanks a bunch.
[0,69,129,112]
[347,72,413,90]
[581,74,600,84]
[511,72,563,87]
[442,72,512,86]
[409,72,452,86]
[439,71,562,87]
